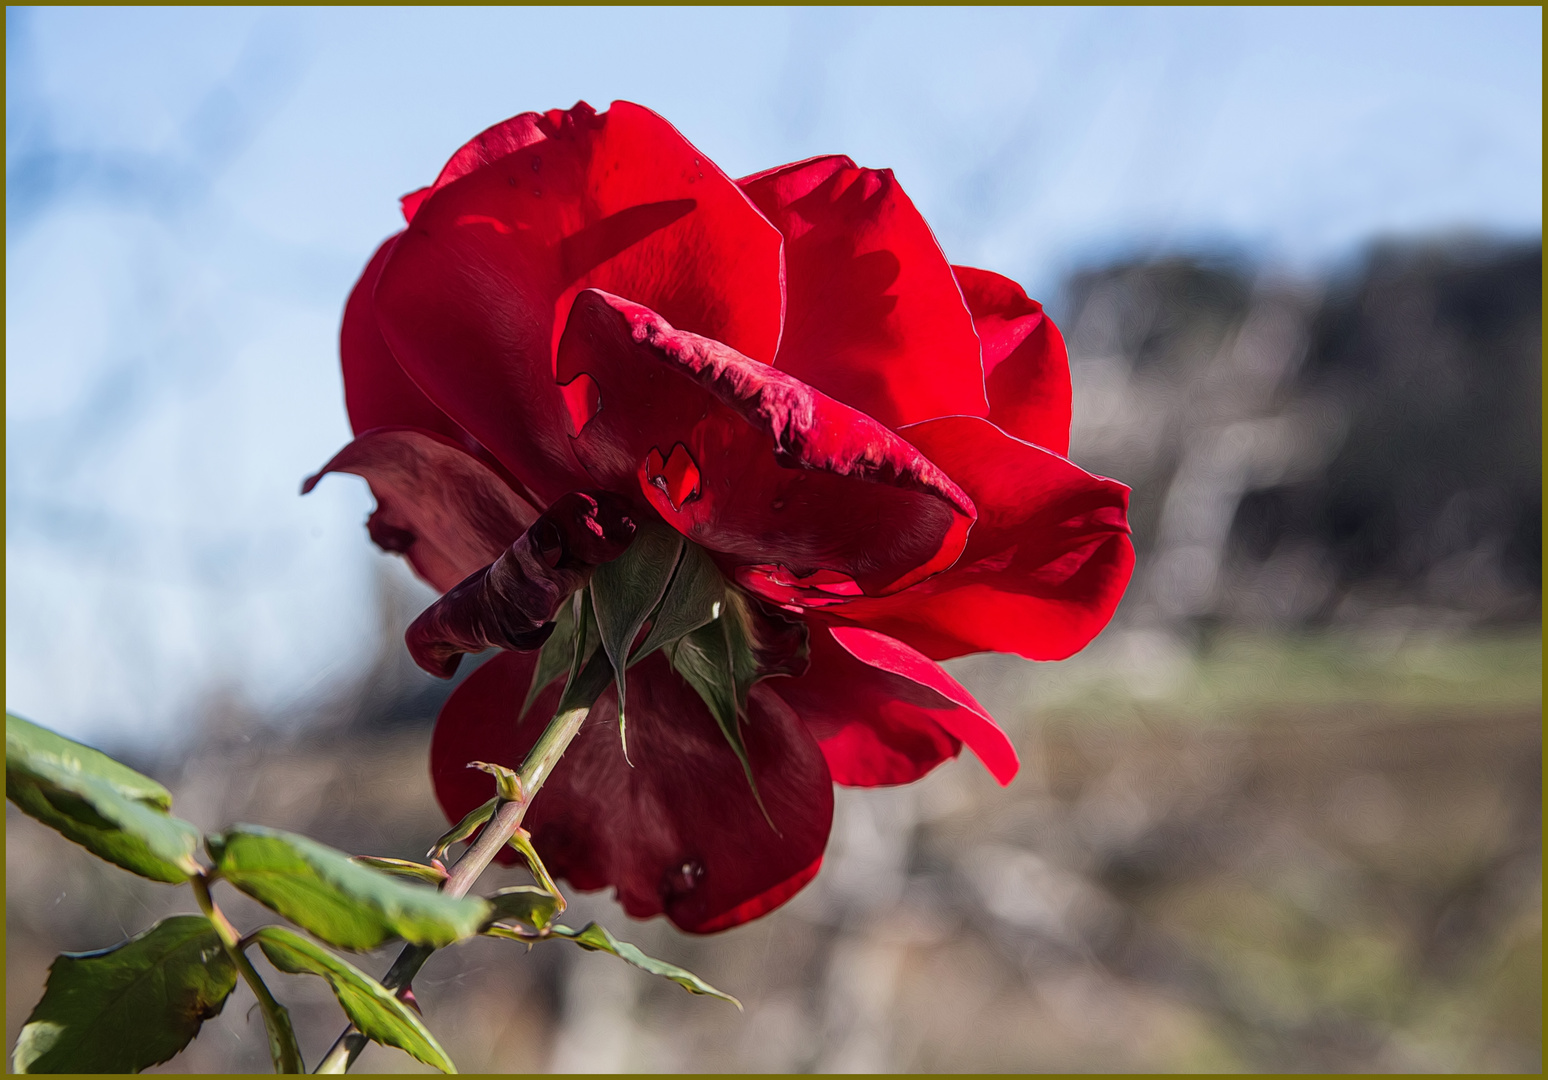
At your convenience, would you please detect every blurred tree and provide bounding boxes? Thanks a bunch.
[1058,238,1541,635]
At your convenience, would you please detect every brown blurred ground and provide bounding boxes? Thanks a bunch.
[7,631,1540,1073]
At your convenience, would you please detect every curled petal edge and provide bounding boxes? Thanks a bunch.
[825,625,1018,786]
[561,289,976,598]
[302,426,540,594]
[405,491,636,677]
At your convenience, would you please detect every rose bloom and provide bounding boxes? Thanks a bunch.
[308,101,1133,933]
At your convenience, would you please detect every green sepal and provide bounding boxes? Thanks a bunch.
[520,595,578,720]
[630,540,726,663]
[667,595,775,829]
[351,856,449,886]
[590,523,684,757]
[556,648,615,715]
[669,618,741,736]
[551,922,740,1007]
[554,592,614,715]
[208,825,490,952]
[12,915,237,1074]
[6,712,202,882]
[254,926,456,1074]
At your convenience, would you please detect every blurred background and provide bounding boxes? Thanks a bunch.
[6,6,1540,1073]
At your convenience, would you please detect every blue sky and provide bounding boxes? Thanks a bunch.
[6,6,1542,746]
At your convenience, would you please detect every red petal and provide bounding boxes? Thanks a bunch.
[780,624,1016,786]
[341,235,470,443]
[302,428,538,593]
[429,651,833,933]
[400,109,553,223]
[769,624,962,786]
[953,265,1072,454]
[741,156,987,428]
[399,187,432,225]
[558,373,600,437]
[732,565,863,608]
[690,855,823,933]
[644,443,701,511]
[425,112,548,196]
[374,101,785,506]
[828,415,1134,662]
[557,290,975,597]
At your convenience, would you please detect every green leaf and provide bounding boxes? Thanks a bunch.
[6,713,202,882]
[6,712,173,806]
[427,797,497,863]
[590,524,684,755]
[13,915,237,1074]
[630,540,727,663]
[209,825,490,951]
[551,922,740,1007]
[484,885,560,933]
[351,856,448,886]
[520,595,578,720]
[254,927,456,1074]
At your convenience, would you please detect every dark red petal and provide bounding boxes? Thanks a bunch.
[302,428,539,594]
[690,855,823,934]
[952,265,1072,454]
[740,156,987,428]
[557,290,975,597]
[405,492,637,678]
[374,101,785,506]
[341,235,469,443]
[429,651,833,933]
[774,624,1017,786]
[827,415,1134,662]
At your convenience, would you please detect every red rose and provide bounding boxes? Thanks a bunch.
[307,101,1133,933]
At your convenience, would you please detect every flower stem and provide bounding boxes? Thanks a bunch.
[194,873,305,1073]
[313,704,591,1074]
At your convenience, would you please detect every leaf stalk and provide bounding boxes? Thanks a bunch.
[193,874,304,1074]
